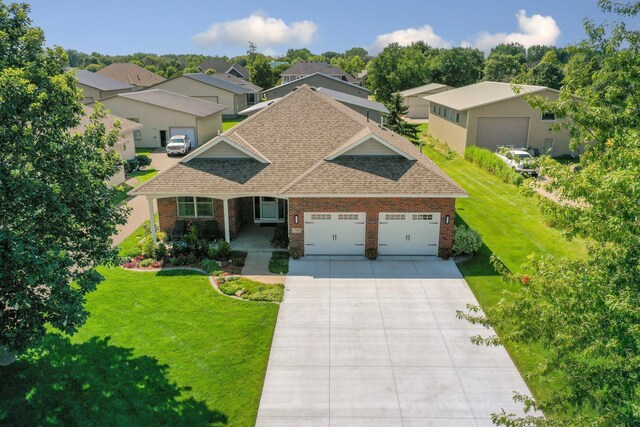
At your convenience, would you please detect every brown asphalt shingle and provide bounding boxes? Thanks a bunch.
[132,85,466,198]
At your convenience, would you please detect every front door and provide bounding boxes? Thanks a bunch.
[261,197,278,220]
[160,130,167,147]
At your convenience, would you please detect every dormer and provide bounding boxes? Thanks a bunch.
[325,129,415,160]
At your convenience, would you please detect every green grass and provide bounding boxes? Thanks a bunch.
[118,217,157,258]
[112,183,133,205]
[421,137,587,411]
[0,268,279,426]
[268,251,289,274]
[135,147,156,155]
[129,168,158,184]
[219,277,284,302]
[222,117,246,131]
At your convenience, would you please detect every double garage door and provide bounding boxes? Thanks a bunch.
[304,212,440,256]
[170,127,197,148]
[476,117,529,150]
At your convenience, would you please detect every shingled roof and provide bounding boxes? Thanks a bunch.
[71,105,142,146]
[96,63,166,87]
[281,62,356,82]
[75,70,135,91]
[132,85,466,198]
[114,90,226,117]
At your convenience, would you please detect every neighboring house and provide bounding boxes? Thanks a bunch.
[98,89,225,149]
[71,105,143,186]
[280,61,356,83]
[242,86,388,123]
[97,63,166,90]
[263,73,371,100]
[399,83,452,119]
[75,70,135,104]
[425,81,571,156]
[197,59,249,80]
[209,73,263,105]
[132,85,467,257]
[148,73,252,118]
[356,69,368,86]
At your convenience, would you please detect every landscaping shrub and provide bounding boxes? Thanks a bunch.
[452,225,483,256]
[139,258,154,267]
[268,251,289,274]
[219,281,242,296]
[216,241,231,260]
[206,242,220,259]
[194,239,209,258]
[365,248,378,260]
[201,259,221,274]
[218,278,284,302]
[270,224,289,248]
[232,257,245,267]
[121,246,143,258]
[135,154,152,167]
[124,158,139,173]
[464,146,523,186]
[171,241,189,256]
[152,242,168,260]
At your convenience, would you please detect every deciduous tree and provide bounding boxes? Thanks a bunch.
[0,3,128,353]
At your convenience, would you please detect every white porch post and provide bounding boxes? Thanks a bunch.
[147,197,157,243]
[223,198,231,243]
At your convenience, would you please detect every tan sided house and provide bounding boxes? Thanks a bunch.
[399,83,452,119]
[98,89,225,149]
[75,70,134,104]
[97,63,166,90]
[148,73,253,118]
[132,85,467,257]
[72,106,143,186]
[280,61,356,83]
[426,81,571,156]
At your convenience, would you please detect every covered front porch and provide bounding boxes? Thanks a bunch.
[145,195,288,245]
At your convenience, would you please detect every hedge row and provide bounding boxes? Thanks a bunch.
[464,146,524,186]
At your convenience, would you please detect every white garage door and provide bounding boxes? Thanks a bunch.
[170,127,197,148]
[378,212,440,256]
[476,117,529,150]
[304,213,366,255]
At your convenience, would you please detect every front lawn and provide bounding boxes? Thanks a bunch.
[0,268,279,426]
[268,251,289,274]
[421,139,587,414]
[129,168,158,184]
[135,147,156,155]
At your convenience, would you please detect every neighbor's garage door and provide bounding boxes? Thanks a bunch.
[476,117,529,150]
[378,212,440,256]
[170,127,197,147]
[304,213,366,255]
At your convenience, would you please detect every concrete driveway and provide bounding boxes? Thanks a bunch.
[256,258,534,426]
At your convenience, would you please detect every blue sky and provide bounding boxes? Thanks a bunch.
[26,1,611,56]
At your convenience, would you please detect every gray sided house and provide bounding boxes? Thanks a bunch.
[75,70,135,104]
[399,83,452,119]
[263,73,371,100]
[197,59,249,80]
[425,81,572,157]
[148,73,253,118]
[280,61,356,83]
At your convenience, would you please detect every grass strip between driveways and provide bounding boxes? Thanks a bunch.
[422,139,587,414]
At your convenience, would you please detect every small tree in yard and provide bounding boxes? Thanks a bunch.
[383,92,420,142]
[459,2,640,425]
[0,3,128,355]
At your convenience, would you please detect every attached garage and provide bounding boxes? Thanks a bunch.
[170,127,197,147]
[378,212,440,256]
[304,212,366,255]
[475,117,530,150]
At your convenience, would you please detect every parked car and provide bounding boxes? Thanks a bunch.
[166,135,191,156]
[495,148,539,176]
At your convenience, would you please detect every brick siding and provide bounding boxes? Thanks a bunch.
[288,197,456,258]
[157,197,244,240]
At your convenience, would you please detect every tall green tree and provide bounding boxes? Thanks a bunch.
[383,93,420,142]
[460,1,640,425]
[489,42,527,57]
[483,53,526,82]
[430,47,485,87]
[0,2,128,353]
[367,43,430,102]
[248,54,275,89]
[527,50,564,89]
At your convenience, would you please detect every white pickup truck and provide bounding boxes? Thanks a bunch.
[495,148,539,176]
[166,135,192,156]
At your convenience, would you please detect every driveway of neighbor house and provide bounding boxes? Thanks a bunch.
[112,149,181,246]
[256,258,535,426]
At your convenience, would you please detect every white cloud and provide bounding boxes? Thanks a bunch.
[371,25,451,54]
[192,12,318,49]
[464,10,561,52]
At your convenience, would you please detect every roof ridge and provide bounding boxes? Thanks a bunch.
[231,131,271,163]
[277,157,327,194]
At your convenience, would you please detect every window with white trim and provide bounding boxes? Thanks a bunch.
[177,196,214,218]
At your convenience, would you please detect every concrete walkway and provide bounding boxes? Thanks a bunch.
[256,258,536,426]
[112,149,180,246]
[241,253,286,284]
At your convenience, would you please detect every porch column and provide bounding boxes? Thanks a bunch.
[223,198,230,243]
[147,197,157,243]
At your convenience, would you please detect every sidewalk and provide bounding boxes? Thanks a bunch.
[241,253,285,284]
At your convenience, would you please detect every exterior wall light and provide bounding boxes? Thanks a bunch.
[294,214,299,224]
[445,215,450,224]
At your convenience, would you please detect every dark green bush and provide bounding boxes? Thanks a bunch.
[453,225,483,256]
[135,155,152,167]
[124,158,139,173]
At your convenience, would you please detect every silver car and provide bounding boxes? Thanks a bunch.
[166,135,191,156]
